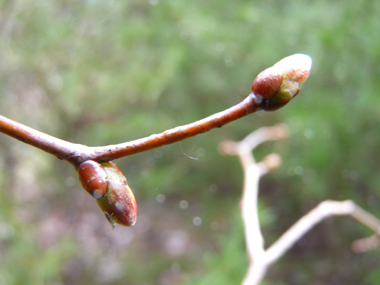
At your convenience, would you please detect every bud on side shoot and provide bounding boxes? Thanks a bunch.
[78,160,138,227]
[251,54,312,111]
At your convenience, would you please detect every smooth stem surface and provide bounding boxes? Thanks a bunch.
[0,114,88,166]
[0,94,261,167]
[87,94,260,162]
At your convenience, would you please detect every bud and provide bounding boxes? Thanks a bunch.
[251,66,283,100]
[78,160,109,199]
[251,54,312,111]
[274,53,312,86]
[262,153,282,171]
[78,160,138,227]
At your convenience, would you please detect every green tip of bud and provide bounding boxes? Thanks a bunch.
[251,54,312,111]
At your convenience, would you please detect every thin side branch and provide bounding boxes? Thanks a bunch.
[265,200,380,265]
[0,94,260,167]
[87,94,260,163]
[0,114,89,166]
[0,53,313,167]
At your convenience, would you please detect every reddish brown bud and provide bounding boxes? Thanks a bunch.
[78,160,138,227]
[251,54,312,111]
[251,66,283,100]
[78,160,108,199]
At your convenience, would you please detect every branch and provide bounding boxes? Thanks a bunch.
[0,95,260,167]
[265,200,380,265]
[86,94,260,163]
[219,124,288,285]
[0,114,89,167]
[0,53,312,168]
[352,235,380,253]
[220,126,380,285]
[0,54,312,227]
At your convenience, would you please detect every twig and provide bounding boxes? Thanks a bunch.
[219,124,288,285]
[219,126,380,285]
[0,94,260,168]
[352,235,380,253]
[0,114,89,167]
[87,94,261,163]
[0,53,313,168]
[265,200,380,265]
[0,54,312,227]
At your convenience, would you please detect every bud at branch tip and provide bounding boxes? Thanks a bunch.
[251,54,312,111]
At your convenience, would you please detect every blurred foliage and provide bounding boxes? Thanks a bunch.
[1,0,380,284]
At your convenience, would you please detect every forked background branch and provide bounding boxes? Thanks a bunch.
[219,125,380,285]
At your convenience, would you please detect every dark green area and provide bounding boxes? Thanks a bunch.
[0,0,380,284]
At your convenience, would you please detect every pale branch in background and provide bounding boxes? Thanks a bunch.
[219,124,289,285]
[219,125,380,285]
[265,200,380,266]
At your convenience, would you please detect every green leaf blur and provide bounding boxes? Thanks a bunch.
[0,0,380,284]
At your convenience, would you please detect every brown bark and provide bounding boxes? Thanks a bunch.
[0,94,261,168]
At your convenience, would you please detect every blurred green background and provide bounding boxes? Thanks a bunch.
[1,0,380,284]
